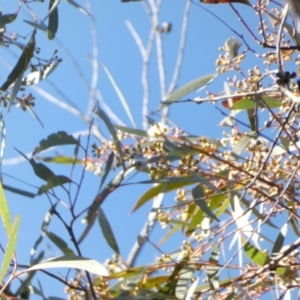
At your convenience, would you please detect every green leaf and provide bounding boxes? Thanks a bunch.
[115,125,148,137]
[98,207,120,255]
[102,63,136,128]
[36,155,82,164]
[206,243,220,290]
[0,31,36,92]
[22,61,60,86]
[47,0,59,40]
[160,73,217,108]
[0,183,12,234]
[66,0,91,15]
[99,151,114,191]
[132,179,197,212]
[243,237,269,266]
[38,175,72,195]
[33,131,77,155]
[24,20,47,32]
[46,232,74,256]
[3,184,35,198]
[192,184,219,222]
[0,12,18,25]
[225,37,242,59]
[30,159,55,182]
[0,216,20,283]
[95,106,123,161]
[231,97,282,110]
[26,256,109,276]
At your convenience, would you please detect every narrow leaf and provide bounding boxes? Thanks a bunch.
[192,184,219,222]
[47,0,59,40]
[99,151,114,191]
[0,183,12,234]
[0,216,20,283]
[46,232,74,256]
[243,237,269,266]
[95,106,123,160]
[66,0,91,15]
[3,184,35,198]
[22,61,60,86]
[114,125,148,137]
[102,63,136,128]
[160,73,217,108]
[98,207,120,255]
[0,31,36,91]
[26,256,109,276]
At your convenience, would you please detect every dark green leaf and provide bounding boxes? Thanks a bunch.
[98,207,120,255]
[38,175,71,195]
[47,0,59,40]
[3,184,35,198]
[100,151,114,191]
[33,131,77,155]
[46,232,74,256]
[0,31,36,92]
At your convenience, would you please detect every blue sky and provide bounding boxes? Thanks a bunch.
[0,0,290,298]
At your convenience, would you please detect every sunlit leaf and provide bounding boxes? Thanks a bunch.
[26,256,109,276]
[0,31,36,92]
[115,125,148,137]
[36,155,82,164]
[243,237,269,266]
[98,207,120,255]
[132,179,197,212]
[192,184,219,222]
[47,0,59,40]
[22,60,60,86]
[160,73,217,108]
[0,183,12,234]
[38,175,72,195]
[0,216,20,283]
[46,232,74,256]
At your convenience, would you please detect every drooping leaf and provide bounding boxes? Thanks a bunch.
[226,37,242,59]
[46,232,74,256]
[206,243,220,290]
[160,73,217,108]
[99,151,114,191]
[9,70,24,109]
[192,184,219,222]
[0,216,20,283]
[33,131,77,155]
[95,106,123,161]
[98,207,120,255]
[22,61,60,86]
[47,0,59,40]
[38,175,72,195]
[0,183,12,234]
[0,110,6,182]
[30,160,55,182]
[102,63,136,128]
[26,256,109,276]
[66,0,91,15]
[0,31,36,92]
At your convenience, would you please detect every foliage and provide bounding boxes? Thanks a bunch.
[0,0,300,299]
